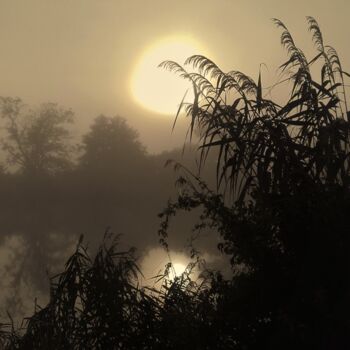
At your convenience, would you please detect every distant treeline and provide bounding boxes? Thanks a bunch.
[0,97,217,316]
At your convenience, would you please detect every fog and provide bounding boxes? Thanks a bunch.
[1,0,349,151]
[0,0,349,319]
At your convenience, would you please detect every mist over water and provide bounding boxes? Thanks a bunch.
[0,104,222,319]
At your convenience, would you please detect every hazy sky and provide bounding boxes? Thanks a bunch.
[0,0,349,152]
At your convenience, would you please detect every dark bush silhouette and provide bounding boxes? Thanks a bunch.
[0,233,219,349]
[158,17,350,348]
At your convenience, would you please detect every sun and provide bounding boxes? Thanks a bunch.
[130,36,206,116]
[172,262,187,277]
[167,262,188,281]
[139,248,193,285]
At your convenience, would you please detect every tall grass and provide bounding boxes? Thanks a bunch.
[160,17,350,203]
[158,17,350,347]
[0,232,220,349]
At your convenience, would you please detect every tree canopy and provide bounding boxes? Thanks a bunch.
[0,98,74,175]
[79,115,146,171]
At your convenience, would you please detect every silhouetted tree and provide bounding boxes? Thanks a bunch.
[0,97,74,175]
[0,98,75,315]
[75,114,155,239]
[79,115,146,173]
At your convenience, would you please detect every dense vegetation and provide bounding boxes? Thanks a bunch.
[0,103,206,317]
[1,17,350,349]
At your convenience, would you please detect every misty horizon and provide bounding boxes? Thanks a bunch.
[1,0,349,153]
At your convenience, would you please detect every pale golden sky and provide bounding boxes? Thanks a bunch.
[0,0,349,152]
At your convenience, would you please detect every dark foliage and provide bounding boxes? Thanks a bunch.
[0,114,204,314]
[0,233,221,350]
[1,17,350,349]
[158,17,350,348]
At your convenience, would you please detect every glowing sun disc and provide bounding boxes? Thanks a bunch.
[173,262,187,276]
[168,262,187,281]
[130,36,206,116]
